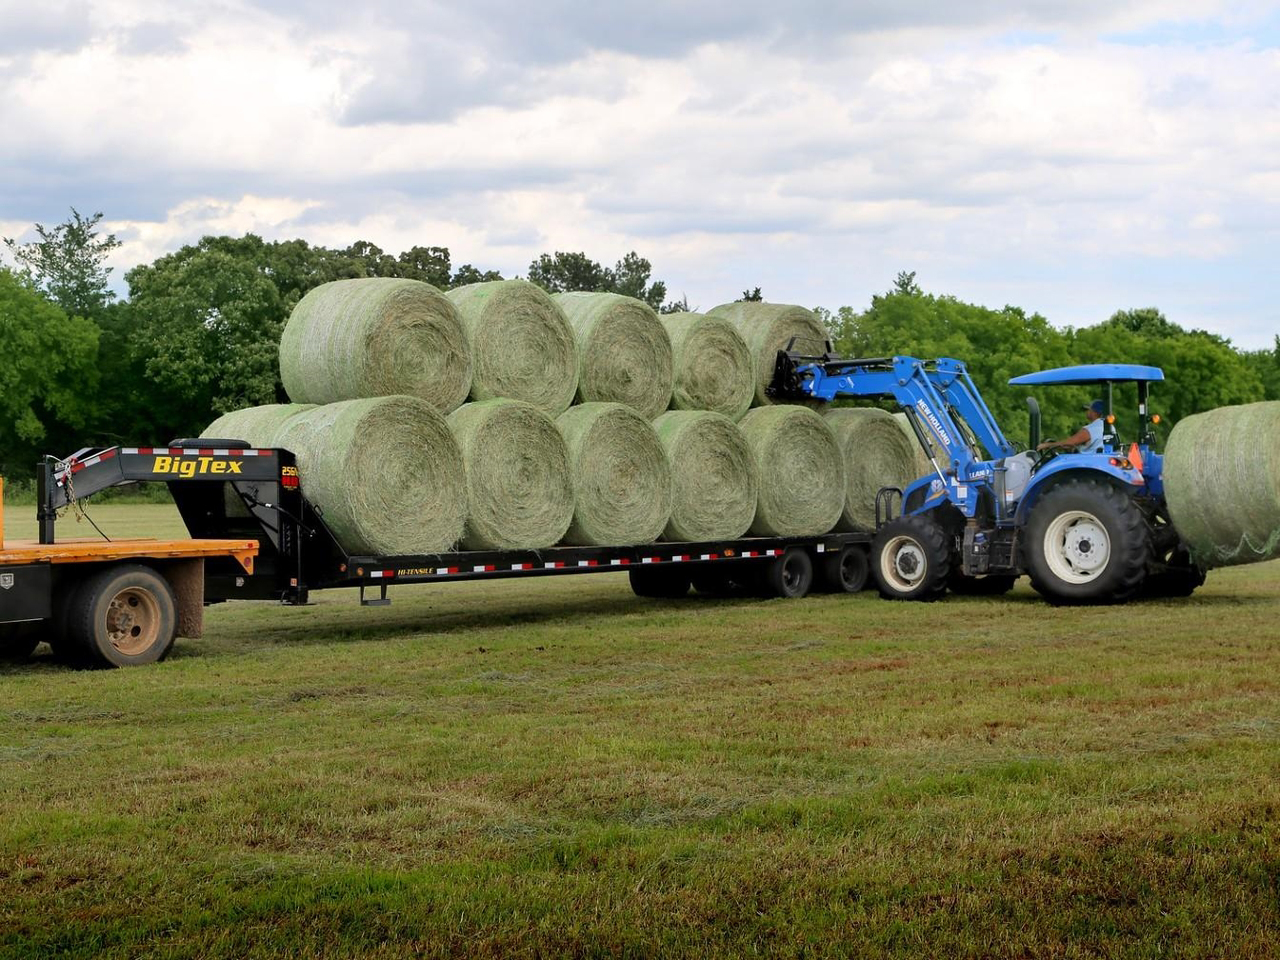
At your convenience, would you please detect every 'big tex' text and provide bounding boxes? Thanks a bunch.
[152,456,243,477]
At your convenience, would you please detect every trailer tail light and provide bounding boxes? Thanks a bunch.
[281,466,300,489]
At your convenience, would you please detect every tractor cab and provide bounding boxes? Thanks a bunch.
[1008,363,1166,494]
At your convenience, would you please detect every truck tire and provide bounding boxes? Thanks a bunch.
[817,546,869,594]
[759,548,813,599]
[0,622,41,661]
[1026,479,1148,605]
[64,564,178,668]
[628,567,691,599]
[871,515,950,601]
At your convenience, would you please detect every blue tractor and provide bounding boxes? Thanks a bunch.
[769,345,1204,604]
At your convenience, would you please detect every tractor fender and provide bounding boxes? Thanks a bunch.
[1014,461,1140,525]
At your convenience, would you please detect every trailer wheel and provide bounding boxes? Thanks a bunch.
[628,567,691,599]
[759,548,813,599]
[0,623,41,661]
[871,516,950,601]
[817,546,869,594]
[690,569,745,597]
[1026,479,1148,605]
[65,564,178,668]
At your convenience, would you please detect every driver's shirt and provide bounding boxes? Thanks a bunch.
[1075,418,1105,454]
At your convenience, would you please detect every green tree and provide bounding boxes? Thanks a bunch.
[396,246,452,288]
[450,264,503,287]
[527,251,613,295]
[892,271,921,296]
[123,249,285,441]
[738,287,763,302]
[609,252,666,311]
[1242,337,1280,401]
[0,268,100,474]
[3,208,121,319]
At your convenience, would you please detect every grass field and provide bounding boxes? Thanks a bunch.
[2,504,1279,957]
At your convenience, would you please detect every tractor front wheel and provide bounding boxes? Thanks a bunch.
[1026,480,1148,605]
[871,515,950,601]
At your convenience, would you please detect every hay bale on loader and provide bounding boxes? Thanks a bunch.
[553,292,674,419]
[446,280,578,415]
[205,396,466,555]
[706,301,829,409]
[280,278,471,413]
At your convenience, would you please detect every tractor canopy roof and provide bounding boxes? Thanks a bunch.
[1008,363,1165,386]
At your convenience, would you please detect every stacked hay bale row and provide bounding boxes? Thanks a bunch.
[210,277,928,554]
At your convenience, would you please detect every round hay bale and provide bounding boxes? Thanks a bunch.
[280,278,471,413]
[824,408,921,532]
[1163,401,1280,568]
[204,404,315,447]
[706,301,829,408]
[555,402,672,545]
[660,312,754,419]
[204,397,466,556]
[653,411,758,542]
[552,292,673,419]
[893,412,939,479]
[446,280,578,415]
[738,406,845,537]
[446,399,574,550]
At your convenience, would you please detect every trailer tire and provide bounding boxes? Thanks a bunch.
[1026,479,1148,605]
[690,569,746,597]
[760,548,813,599]
[0,622,41,661]
[817,546,869,594]
[871,515,950,601]
[65,564,178,668]
[628,567,691,599]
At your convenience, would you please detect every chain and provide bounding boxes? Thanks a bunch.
[54,458,90,525]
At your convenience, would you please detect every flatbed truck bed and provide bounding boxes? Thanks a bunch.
[0,444,873,668]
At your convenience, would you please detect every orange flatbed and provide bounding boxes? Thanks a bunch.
[0,537,258,573]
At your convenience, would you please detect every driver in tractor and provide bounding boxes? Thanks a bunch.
[1036,399,1106,455]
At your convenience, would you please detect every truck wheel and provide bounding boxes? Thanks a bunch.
[760,548,813,599]
[1026,480,1148,605]
[628,567,691,599]
[948,571,1017,596]
[871,516,950,601]
[0,623,41,661]
[65,564,178,668]
[817,546,869,593]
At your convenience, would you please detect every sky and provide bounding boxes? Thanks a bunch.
[1,0,1278,348]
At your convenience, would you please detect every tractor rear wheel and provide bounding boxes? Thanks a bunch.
[1026,480,1148,605]
[871,515,950,601]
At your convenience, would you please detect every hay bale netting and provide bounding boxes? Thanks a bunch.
[893,412,938,479]
[279,278,471,413]
[555,402,672,545]
[552,292,673,419]
[446,399,574,550]
[660,312,754,420]
[738,406,845,537]
[1163,401,1280,568]
[204,397,466,556]
[824,408,921,532]
[446,280,578,415]
[705,301,829,408]
[653,411,758,542]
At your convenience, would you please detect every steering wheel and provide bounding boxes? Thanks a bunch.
[1031,441,1061,470]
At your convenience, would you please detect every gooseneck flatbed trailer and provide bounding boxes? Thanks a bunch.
[0,442,873,668]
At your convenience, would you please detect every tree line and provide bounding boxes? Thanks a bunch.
[2,213,1277,479]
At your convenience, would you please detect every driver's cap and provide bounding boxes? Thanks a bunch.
[1083,399,1105,414]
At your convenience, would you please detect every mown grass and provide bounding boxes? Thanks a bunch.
[2,504,1279,957]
